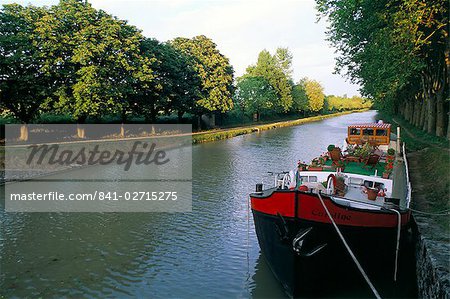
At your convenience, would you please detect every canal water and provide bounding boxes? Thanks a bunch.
[0,111,416,298]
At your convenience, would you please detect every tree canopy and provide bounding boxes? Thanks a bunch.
[234,76,277,118]
[246,49,294,112]
[316,0,449,137]
[171,35,234,113]
[0,4,51,123]
[1,0,372,132]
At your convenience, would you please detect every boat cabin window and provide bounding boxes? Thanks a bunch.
[300,176,317,183]
[363,128,374,136]
[350,128,361,136]
[363,180,385,189]
[348,177,363,186]
[376,129,387,136]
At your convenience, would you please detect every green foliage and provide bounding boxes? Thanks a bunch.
[274,47,293,80]
[326,95,372,111]
[33,0,155,121]
[316,0,448,137]
[234,76,277,116]
[0,4,51,123]
[246,49,293,112]
[171,35,234,113]
[387,148,395,155]
[132,38,200,121]
[0,1,369,127]
[304,79,325,112]
[291,79,309,113]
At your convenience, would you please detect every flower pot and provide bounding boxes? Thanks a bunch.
[366,188,378,200]
[307,166,323,171]
[382,172,390,179]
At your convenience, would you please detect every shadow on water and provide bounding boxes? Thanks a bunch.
[249,234,417,298]
[0,111,418,298]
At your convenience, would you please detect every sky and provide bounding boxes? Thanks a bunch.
[3,0,362,96]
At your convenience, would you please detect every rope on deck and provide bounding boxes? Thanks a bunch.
[317,192,382,299]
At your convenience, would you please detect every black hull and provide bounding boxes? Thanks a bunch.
[252,209,415,298]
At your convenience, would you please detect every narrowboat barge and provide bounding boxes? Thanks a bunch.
[250,122,412,298]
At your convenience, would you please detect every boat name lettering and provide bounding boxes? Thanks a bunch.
[312,209,351,221]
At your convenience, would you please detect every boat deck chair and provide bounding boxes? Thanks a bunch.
[363,153,381,169]
[329,147,343,167]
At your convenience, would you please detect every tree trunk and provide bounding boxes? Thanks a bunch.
[403,102,408,120]
[210,113,216,127]
[399,104,404,117]
[419,101,426,129]
[77,124,85,139]
[76,115,87,139]
[407,101,412,123]
[447,112,450,140]
[413,101,420,127]
[253,111,259,122]
[177,110,184,123]
[120,124,125,138]
[422,101,428,132]
[408,101,413,122]
[19,124,28,141]
[197,115,202,131]
[435,89,445,137]
[427,94,436,135]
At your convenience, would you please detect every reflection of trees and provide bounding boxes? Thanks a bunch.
[0,210,165,297]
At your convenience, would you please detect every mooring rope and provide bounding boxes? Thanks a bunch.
[246,195,251,285]
[317,192,382,299]
[408,207,450,216]
[388,208,402,282]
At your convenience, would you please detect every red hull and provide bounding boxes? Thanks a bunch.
[251,190,411,228]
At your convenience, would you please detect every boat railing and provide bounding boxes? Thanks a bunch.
[402,142,412,208]
[330,194,400,211]
[267,171,291,190]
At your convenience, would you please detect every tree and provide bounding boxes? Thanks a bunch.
[34,0,155,125]
[275,47,294,80]
[130,38,200,123]
[304,79,325,112]
[171,35,234,114]
[291,78,309,114]
[0,4,50,139]
[316,0,448,138]
[246,49,293,112]
[234,76,277,121]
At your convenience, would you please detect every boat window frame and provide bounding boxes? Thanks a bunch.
[349,128,361,136]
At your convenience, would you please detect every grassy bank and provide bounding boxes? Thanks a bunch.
[377,112,449,232]
[192,109,368,144]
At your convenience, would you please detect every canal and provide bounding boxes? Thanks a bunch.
[0,110,416,298]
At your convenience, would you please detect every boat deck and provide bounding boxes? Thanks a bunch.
[322,159,386,177]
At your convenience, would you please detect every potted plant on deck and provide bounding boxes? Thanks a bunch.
[307,158,323,171]
[297,161,307,171]
[335,175,346,196]
[386,148,395,162]
[366,187,378,200]
[334,160,346,171]
[383,161,394,179]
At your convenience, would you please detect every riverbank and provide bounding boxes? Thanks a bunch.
[377,112,449,298]
[192,109,368,144]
